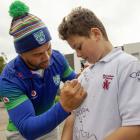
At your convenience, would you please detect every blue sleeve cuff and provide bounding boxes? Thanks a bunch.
[8,100,70,139]
[56,102,71,116]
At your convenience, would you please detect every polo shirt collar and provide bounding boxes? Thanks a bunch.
[99,47,123,63]
[89,47,123,69]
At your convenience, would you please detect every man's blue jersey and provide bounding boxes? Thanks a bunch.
[0,50,76,139]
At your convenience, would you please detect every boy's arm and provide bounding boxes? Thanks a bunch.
[61,114,75,140]
[104,126,140,140]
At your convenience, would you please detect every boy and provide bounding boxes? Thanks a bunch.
[58,7,140,140]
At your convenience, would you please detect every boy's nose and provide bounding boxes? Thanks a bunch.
[77,51,82,57]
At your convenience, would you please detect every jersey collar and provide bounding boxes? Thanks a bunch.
[15,51,54,79]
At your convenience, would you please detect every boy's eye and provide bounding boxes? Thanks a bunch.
[77,45,82,50]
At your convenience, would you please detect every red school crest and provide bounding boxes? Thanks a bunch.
[102,74,114,90]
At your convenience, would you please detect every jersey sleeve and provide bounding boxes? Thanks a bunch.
[0,79,28,110]
[118,61,140,126]
[0,78,70,139]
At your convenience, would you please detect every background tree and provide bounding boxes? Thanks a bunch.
[0,52,7,102]
[0,52,7,74]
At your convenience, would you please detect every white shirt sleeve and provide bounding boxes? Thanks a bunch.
[118,61,140,126]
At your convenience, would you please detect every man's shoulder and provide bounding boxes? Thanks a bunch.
[51,50,67,65]
[1,58,17,78]
[0,57,23,87]
[52,50,64,58]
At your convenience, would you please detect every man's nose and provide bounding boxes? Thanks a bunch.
[42,52,49,61]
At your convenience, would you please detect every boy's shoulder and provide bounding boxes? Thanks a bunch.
[107,48,138,66]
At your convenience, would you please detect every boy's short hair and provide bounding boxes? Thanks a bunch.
[58,7,108,41]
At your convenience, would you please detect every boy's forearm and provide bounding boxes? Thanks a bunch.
[104,126,140,140]
[61,114,75,140]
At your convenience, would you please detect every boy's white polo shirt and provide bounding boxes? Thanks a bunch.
[73,48,140,140]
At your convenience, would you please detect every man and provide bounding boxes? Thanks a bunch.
[0,1,86,140]
[58,7,140,140]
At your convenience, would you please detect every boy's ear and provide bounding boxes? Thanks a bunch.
[90,28,102,40]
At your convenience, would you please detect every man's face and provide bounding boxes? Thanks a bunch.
[21,42,52,70]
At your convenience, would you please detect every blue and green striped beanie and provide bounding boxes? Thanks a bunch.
[9,1,51,54]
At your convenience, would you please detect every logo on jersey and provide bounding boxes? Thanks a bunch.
[3,97,9,103]
[17,72,23,78]
[102,74,114,90]
[31,90,38,100]
[33,30,46,44]
[53,75,60,86]
[130,71,140,81]
[31,90,37,97]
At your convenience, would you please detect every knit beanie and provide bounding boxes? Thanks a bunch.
[9,1,52,54]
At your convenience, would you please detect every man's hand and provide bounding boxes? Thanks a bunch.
[60,79,87,112]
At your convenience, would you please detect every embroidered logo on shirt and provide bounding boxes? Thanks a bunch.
[53,75,60,86]
[130,71,140,81]
[33,30,46,44]
[102,74,114,90]
[3,97,9,103]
